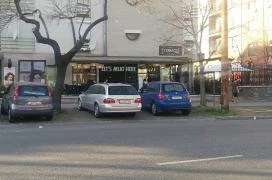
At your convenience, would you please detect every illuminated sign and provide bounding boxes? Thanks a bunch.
[101,66,136,72]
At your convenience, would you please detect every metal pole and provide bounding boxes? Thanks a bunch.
[220,0,230,111]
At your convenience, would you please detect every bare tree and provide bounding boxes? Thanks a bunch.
[14,0,108,111]
[160,0,212,106]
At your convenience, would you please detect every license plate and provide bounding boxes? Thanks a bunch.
[172,96,182,100]
[119,100,131,104]
[27,101,42,106]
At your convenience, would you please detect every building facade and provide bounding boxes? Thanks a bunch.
[207,0,272,86]
[0,0,197,93]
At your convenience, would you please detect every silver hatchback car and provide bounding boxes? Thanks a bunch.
[1,82,54,122]
[78,83,142,118]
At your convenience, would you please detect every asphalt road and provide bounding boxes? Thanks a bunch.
[0,116,272,180]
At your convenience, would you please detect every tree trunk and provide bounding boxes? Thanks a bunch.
[199,60,207,106]
[53,59,69,111]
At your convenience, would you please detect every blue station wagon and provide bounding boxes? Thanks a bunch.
[140,81,192,115]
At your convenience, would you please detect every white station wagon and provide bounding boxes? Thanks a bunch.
[78,83,142,118]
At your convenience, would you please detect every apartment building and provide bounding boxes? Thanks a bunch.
[0,0,197,91]
[207,0,272,85]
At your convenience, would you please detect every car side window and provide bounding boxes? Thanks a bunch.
[98,86,105,95]
[148,83,156,92]
[89,85,98,94]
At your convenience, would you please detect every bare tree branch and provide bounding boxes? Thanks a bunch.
[79,8,91,40]
[14,0,61,60]
[69,18,76,45]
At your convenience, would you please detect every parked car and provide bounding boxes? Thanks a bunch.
[78,83,142,118]
[1,82,54,122]
[140,81,192,115]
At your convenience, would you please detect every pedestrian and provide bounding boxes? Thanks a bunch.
[231,79,239,102]
[139,78,148,93]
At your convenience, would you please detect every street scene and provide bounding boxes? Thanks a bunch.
[1,0,272,179]
[1,103,272,179]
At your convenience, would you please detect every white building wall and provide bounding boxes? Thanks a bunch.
[107,0,185,57]
[1,0,105,56]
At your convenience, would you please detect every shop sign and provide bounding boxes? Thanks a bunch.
[101,66,136,72]
[159,46,182,56]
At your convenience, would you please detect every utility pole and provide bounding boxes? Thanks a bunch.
[220,0,230,111]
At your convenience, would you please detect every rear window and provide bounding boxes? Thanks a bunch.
[19,85,49,97]
[108,86,138,95]
[162,83,186,92]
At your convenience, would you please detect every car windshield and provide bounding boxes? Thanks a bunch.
[108,86,138,95]
[162,83,186,92]
[19,85,49,97]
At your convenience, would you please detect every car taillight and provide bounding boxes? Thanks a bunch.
[134,98,141,103]
[47,86,52,97]
[13,85,19,101]
[103,98,115,104]
[156,93,166,100]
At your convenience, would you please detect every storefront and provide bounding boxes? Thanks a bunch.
[69,63,182,91]
[65,56,191,94]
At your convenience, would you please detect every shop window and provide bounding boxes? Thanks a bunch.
[72,64,96,85]
[19,60,46,83]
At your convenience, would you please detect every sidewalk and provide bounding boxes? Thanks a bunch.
[61,95,272,120]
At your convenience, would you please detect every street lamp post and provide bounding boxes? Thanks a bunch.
[220,0,230,111]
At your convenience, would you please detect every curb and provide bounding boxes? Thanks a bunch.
[216,116,272,120]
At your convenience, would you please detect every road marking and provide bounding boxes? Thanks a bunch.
[157,155,243,166]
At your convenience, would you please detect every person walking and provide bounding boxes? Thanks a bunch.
[231,79,239,102]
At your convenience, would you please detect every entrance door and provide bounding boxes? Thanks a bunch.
[147,66,160,81]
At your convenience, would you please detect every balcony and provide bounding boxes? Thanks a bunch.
[0,37,35,52]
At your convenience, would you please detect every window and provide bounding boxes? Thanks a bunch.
[72,64,97,84]
[89,85,99,94]
[108,86,138,95]
[162,84,186,92]
[77,0,90,6]
[19,60,46,83]
[75,0,90,17]
[98,86,105,95]
[147,83,157,92]
[19,85,49,97]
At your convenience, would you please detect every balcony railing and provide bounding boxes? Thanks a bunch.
[0,37,35,52]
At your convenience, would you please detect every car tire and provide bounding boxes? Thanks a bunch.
[151,103,159,116]
[1,104,6,115]
[94,103,102,118]
[181,109,191,116]
[8,108,16,123]
[46,114,53,121]
[78,99,83,111]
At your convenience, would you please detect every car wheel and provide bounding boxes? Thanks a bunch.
[46,114,53,121]
[94,103,101,118]
[151,103,159,116]
[8,108,16,123]
[181,109,191,116]
[78,99,83,111]
[1,104,7,115]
